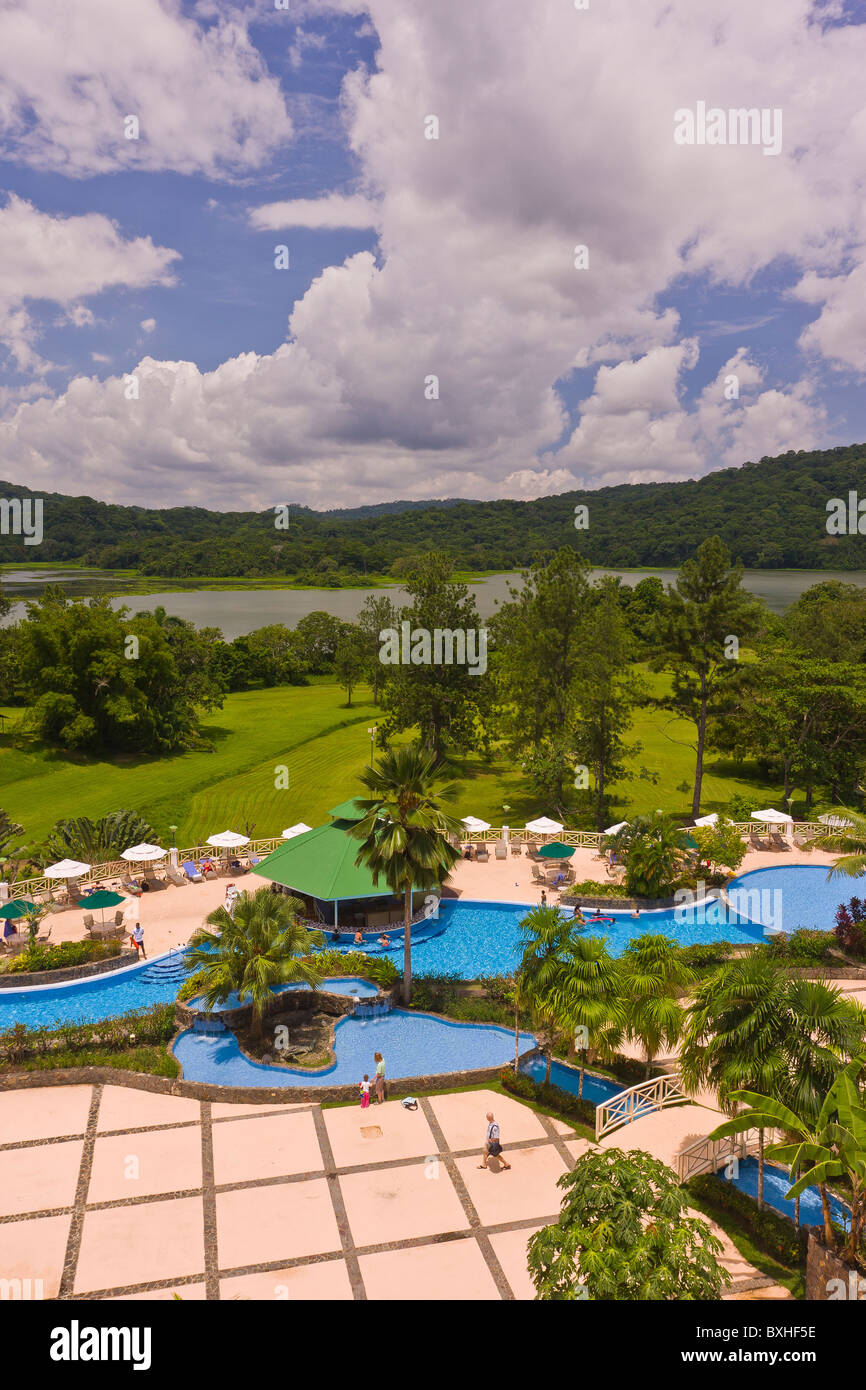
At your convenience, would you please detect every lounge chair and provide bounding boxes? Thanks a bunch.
[768,831,790,852]
[121,877,143,896]
[494,843,508,860]
[748,833,768,852]
[475,846,489,862]
[248,855,261,868]
[182,861,204,883]
[229,857,249,874]
[510,843,522,856]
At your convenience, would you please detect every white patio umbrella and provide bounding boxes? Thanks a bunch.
[603,821,629,836]
[525,816,563,835]
[43,858,92,906]
[461,816,491,832]
[44,859,92,878]
[281,823,313,840]
[693,813,719,827]
[751,809,793,824]
[120,844,167,862]
[206,831,250,850]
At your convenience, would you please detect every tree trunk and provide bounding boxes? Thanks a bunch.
[757,1127,765,1211]
[578,1057,585,1099]
[691,684,707,820]
[513,1000,520,1072]
[819,1184,836,1251]
[401,885,412,1005]
[544,1047,552,1085]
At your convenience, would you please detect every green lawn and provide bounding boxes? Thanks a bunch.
[0,666,793,852]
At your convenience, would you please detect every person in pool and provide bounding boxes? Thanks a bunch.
[353,928,364,946]
[377,932,389,948]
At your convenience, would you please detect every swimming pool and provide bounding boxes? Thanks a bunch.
[519,1054,622,1106]
[716,1155,851,1230]
[173,1009,535,1088]
[726,865,857,934]
[397,898,765,979]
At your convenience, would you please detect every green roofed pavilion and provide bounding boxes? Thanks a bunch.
[327,798,368,822]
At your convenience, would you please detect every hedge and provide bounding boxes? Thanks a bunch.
[500,1065,597,1127]
[5,940,122,974]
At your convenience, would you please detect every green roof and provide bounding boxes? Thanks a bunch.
[252,820,408,901]
[327,798,368,822]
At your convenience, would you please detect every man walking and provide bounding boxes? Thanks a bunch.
[131,922,147,960]
[478,1111,511,1170]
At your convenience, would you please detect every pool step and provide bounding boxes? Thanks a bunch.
[140,961,187,983]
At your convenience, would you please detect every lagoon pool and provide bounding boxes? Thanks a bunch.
[187,976,378,1013]
[718,1155,851,1230]
[173,1008,534,1087]
[519,1054,622,1107]
[726,865,857,934]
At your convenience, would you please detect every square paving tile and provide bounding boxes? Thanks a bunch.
[212,1111,323,1186]
[324,1098,438,1168]
[89,1125,203,1203]
[215,1179,339,1270]
[359,1238,500,1300]
[427,1090,548,1153]
[75,1195,205,1293]
[220,1260,354,1301]
[339,1161,468,1247]
[487,1226,544,1300]
[97,1086,201,1132]
[455,1145,567,1227]
[0,1139,83,1217]
[0,1214,71,1298]
[210,1102,307,1119]
[1,1085,92,1143]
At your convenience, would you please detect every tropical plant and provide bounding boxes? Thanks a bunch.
[515,905,578,1082]
[555,935,623,1097]
[527,1147,730,1300]
[691,816,747,876]
[351,746,461,1003]
[184,886,323,1040]
[44,811,160,864]
[681,957,866,1209]
[620,934,693,1078]
[811,808,866,882]
[610,813,689,898]
[708,1061,866,1265]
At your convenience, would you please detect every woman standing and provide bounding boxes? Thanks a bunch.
[374,1051,386,1104]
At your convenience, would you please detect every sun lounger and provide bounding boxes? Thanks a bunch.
[510,843,522,856]
[475,846,489,862]
[748,833,769,851]
[494,843,508,860]
[768,831,790,852]
[182,861,204,883]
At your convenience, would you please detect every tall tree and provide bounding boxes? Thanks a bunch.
[356,594,399,706]
[573,582,646,829]
[620,934,693,1079]
[652,537,763,819]
[333,624,367,708]
[352,747,461,1003]
[378,552,493,760]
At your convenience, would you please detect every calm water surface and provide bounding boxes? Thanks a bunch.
[3,567,864,638]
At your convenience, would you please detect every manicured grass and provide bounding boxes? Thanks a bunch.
[0,663,795,852]
[8,1046,180,1078]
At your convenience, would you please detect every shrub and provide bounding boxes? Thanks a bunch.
[0,1002,176,1064]
[500,1065,596,1127]
[766,929,835,965]
[687,1172,808,1268]
[560,880,630,901]
[409,972,463,1012]
[834,900,866,959]
[673,941,735,970]
[6,940,122,974]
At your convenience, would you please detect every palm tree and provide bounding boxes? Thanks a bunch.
[184,886,323,1040]
[680,955,788,1209]
[708,1060,866,1262]
[610,813,689,898]
[44,811,159,864]
[620,934,693,1078]
[554,935,623,1098]
[516,905,578,1082]
[351,747,462,1004]
[811,807,866,881]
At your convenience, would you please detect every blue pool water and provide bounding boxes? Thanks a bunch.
[520,1054,622,1106]
[717,1155,851,1230]
[726,865,856,934]
[188,976,378,1012]
[172,1009,535,1088]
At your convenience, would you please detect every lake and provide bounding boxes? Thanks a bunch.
[2,566,864,639]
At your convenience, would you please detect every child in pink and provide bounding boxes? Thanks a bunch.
[359,1075,371,1109]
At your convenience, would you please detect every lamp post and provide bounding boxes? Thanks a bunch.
[367,725,378,768]
[169,825,178,871]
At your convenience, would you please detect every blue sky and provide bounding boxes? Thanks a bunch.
[0,0,865,508]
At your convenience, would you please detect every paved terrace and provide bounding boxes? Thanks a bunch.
[0,1083,787,1301]
[21,841,840,960]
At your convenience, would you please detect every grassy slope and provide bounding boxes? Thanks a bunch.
[0,666,787,848]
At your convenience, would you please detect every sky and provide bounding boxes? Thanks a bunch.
[0,0,865,511]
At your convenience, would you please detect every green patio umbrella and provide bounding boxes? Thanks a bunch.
[682,834,699,850]
[76,889,126,927]
[536,842,576,860]
[0,899,39,938]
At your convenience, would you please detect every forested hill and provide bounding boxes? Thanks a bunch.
[1,443,865,579]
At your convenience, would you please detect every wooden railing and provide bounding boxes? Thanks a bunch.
[2,820,831,902]
[676,1127,766,1184]
[595,1072,689,1140]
